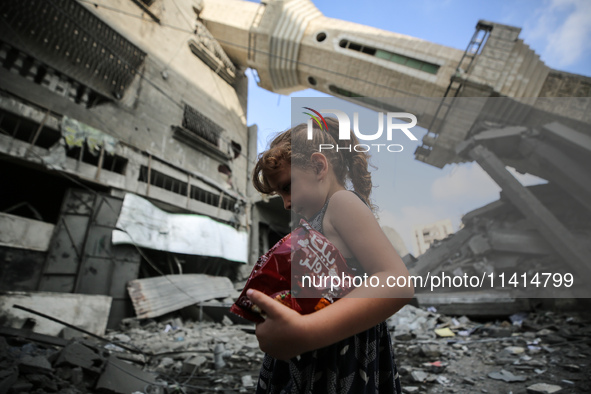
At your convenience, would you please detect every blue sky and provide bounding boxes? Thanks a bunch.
[246,0,591,255]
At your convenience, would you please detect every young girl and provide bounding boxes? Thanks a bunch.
[248,117,414,393]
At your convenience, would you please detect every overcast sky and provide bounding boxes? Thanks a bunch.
[246,0,590,255]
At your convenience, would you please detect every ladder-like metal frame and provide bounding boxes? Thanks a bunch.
[415,22,493,160]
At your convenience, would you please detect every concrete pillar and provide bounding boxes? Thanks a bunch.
[519,137,591,213]
[467,144,591,283]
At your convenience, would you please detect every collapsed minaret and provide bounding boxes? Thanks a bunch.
[201,0,591,292]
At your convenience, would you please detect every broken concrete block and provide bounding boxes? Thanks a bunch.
[410,370,428,383]
[54,342,104,373]
[222,315,234,326]
[0,292,111,336]
[113,334,131,343]
[182,355,207,374]
[488,369,526,382]
[95,355,157,394]
[504,346,525,355]
[527,383,562,393]
[59,327,87,340]
[419,344,441,358]
[158,357,174,369]
[486,327,513,337]
[468,234,492,255]
[394,332,414,341]
[402,387,419,393]
[18,355,53,374]
[241,374,253,387]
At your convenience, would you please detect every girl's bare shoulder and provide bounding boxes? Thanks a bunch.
[326,190,374,227]
[328,190,370,210]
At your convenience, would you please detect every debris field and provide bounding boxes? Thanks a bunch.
[1,303,589,393]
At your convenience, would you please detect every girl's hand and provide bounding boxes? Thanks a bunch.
[247,289,312,361]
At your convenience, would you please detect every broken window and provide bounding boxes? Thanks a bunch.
[137,165,237,212]
[231,140,242,159]
[0,160,84,224]
[328,85,363,98]
[339,39,440,75]
[182,105,223,147]
[0,109,61,149]
[64,144,127,175]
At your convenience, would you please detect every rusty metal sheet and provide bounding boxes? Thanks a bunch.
[127,274,235,319]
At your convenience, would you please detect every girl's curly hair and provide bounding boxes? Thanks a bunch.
[252,117,377,212]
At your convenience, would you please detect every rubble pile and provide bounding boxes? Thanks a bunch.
[0,335,130,393]
[0,314,265,394]
[105,317,264,391]
[387,305,591,393]
[410,183,591,302]
[0,304,589,393]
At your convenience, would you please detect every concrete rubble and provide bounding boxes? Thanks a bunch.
[409,181,591,315]
[386,304,590,393]
[0,302,589,393]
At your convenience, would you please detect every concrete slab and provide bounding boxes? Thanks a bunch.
[95,355,158,394]
[0,292,111,336]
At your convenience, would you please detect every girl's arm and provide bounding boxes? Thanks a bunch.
[248,190,414,360]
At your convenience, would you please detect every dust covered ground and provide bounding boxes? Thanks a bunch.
[1,305,589,393]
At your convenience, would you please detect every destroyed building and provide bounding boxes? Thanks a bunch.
[0,0,260,329]
[1,0,589,333]
[0,0,590,392]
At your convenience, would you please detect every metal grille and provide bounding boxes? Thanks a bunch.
[138,165,237,212]
[182,105,222,146]
[0,0,146,99]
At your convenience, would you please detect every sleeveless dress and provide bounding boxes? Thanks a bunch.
[255,190,402,394]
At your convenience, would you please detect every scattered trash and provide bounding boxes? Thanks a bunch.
[434,327,455,337]
[0,301,588,392]
[509,312,528,327]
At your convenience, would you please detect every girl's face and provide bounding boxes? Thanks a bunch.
[267,161,325,219]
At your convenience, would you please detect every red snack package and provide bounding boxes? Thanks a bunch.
[231,219,356,323]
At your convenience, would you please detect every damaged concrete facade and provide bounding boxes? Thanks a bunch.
[0,0,257,328]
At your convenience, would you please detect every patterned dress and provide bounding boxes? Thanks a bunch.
[255,190,402,394]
